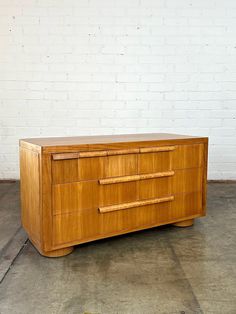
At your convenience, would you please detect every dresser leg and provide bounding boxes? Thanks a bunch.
[173,219,194,227]
[40,246,74,257]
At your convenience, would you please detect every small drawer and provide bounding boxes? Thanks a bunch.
[99,181,138,208]
[138,147,175,174]
[52,180,138,215]
[52,181,99,215]
[172,144,204,169]
[52,149,138,184]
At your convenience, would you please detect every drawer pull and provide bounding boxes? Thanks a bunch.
[79,148,139,158]
[99,195,174,213]
[107,148,139,156]
[52,146,176,160]
[78,151,107,158]
[52,148,139,160]
[52,152,79,160]
[99,171,174,185]
[140,146,176,153]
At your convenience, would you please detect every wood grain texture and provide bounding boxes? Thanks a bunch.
[52,168,202,216]
[20,147,41,247]
[53,146,175,160]
[99,171,175,185]
[21,133,206,147]
[99,196,174,213]
[140,146,176,153]
[173,219,194,227]
[19,133,208,256]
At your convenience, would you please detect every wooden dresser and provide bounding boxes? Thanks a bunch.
[20,133,208,257]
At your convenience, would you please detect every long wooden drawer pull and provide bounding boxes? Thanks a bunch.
[140,146,176,153]
[78,151,107,158]
[52,148,139,160]
[52,152,79,160]
[107,148,139,156]
[52,146,176,160]
[99,171,174,185]
[99,196,174,213]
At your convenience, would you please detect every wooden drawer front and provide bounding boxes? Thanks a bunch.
[99,181,137,207]
[52,156,105,184]
[52,201,171,245]
[139,151,172,174]
[52,153,138,184]
[52,190,202,246]
[52,144,203,184]
[139,168,203,200]
[106,154,138,178]
[53,170,174,215]
[53,168,202,216]
[53,181,138,215]
[172,191,203,217]
[53,181,98,215]
[172,168,203,194]
[139,144,204,174]
[172,144,204,169]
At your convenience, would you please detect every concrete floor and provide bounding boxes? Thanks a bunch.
[0,182,235,314]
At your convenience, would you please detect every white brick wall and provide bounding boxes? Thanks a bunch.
[0,0,236,179]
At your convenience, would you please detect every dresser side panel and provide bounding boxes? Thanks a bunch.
[20,147,42,247]
[202,140,209,215]
[40,153,54,252]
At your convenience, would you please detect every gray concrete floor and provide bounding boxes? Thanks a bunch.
[0,182,235,314]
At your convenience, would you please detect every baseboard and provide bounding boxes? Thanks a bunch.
[208,180,236,183]
[0,180,17,183]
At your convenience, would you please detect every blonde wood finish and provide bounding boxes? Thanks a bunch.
[52,146,175,161]
[20,147,41,247]
[52,152,79,160]
[172,219,194,227]
[99,196,174,213]
[20,133,208,257]
[140,146,176,153]
[99,171,174,185]
[51,143,204,184]
[38,245,74,257]
[52,148,140,160]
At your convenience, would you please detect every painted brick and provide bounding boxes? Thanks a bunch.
[0,0,236,179]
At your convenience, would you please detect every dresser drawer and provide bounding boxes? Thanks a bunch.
[139,143,204,174]
[52,168,203,216]
[172,144,204,169]
[52,145,178,184]
[138,149,173,174]
[139,167,203,200]
[52,150,138,184]
[52,199,173,246]
[52,180,138,215]
[52,190,202,246]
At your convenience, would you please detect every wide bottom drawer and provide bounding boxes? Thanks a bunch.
[52,191,203,246]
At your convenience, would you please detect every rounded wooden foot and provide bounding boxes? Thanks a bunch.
[173,219,194,227]
[40,246,74,257]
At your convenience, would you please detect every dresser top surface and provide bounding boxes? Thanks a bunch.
[20,133,207,148]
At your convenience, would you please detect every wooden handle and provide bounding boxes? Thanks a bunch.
[99,171,174,185]
[78,151,107,158]
[52,152,79,160]
[107,148,139,156]
[140,146,176,153]
[53,148,139,160]
[52,146,176,160]
[99,195,174,213]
